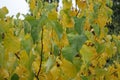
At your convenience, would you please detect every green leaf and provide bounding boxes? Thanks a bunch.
[53,44,60,56]
[81,76,88,80]
[51,21,63,40]
[93,3,101,12]
[74,16,86,35]
[92,24,100,36]
[39,14,47,26]
[67,33,87,52]
[46,56,55,73]
[106,0,113,8]
[0,44,4,67]
[11,73,19,80]
[28,54,36,70]
[73,58,83,72]
[25,16,41,43]
[95,42,105,54]
[62,46,77,62]
[16,13,20,19]
[31,25,40,43]
[45,3,55,11]
[21,38,32,55]
[25,16,36,26]
[23,21,31,34]
[0,33,3,43]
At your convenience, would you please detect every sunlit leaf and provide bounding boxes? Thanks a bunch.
[80,45,95,63]
[63,0,72,9]
[48,9,57,20]
[106,0,113,8]
[46,56,55,73]
[77,0,87,9]
[0,68,9,79]
[50,66,60,80]
[29,0,36,11]
[4,33,20,53]
[61,59,77,78]
[0,7,8,18]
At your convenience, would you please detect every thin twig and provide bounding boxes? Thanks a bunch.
[36,27,44,80]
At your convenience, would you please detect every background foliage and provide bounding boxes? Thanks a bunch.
[0,0,120,80]
[107,0,120,35]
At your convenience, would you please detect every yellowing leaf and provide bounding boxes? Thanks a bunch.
[15,65,29,79]
[60,33,69,47]
[32,60,39,74]
[19,50,29,67]
[46,56,55,73]
[0,7,8,18]
[95,15,108,28]
[61,59,77,78]
[0,68,9,79]
[63,0,72,10]
[70,10,78,17]
[80,45,97,63]
[50,66,60,80]
[62,13,74,28]
[88,3,94,12]
[29,0,36,11]
[4,32,20,53]
[76,0,87,10]
[43,28,51,54]
[48,9,57,20]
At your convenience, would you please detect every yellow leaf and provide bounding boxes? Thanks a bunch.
[76,0,87,10]
[19,50,29,66]
[29,0,36,11]
[63,0,72,10]
[48,9,57,20]
[88,3,94,12]
[15,65,29,79]
[70,10,78,17]
[50,66,60,80]
[61,59,77,78]
[60,33,69,47]
[43,28,51,54]
[0,68,9,79]
[61,13,74,28]
[4,32,20,53]
[80,45,97,63]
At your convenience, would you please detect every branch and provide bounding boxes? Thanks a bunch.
[36,26,44,80]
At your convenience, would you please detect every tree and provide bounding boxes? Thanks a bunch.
[0,0,120,80]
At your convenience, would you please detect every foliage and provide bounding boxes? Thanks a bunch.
[107,0,120,35]
[0,0,120,80]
